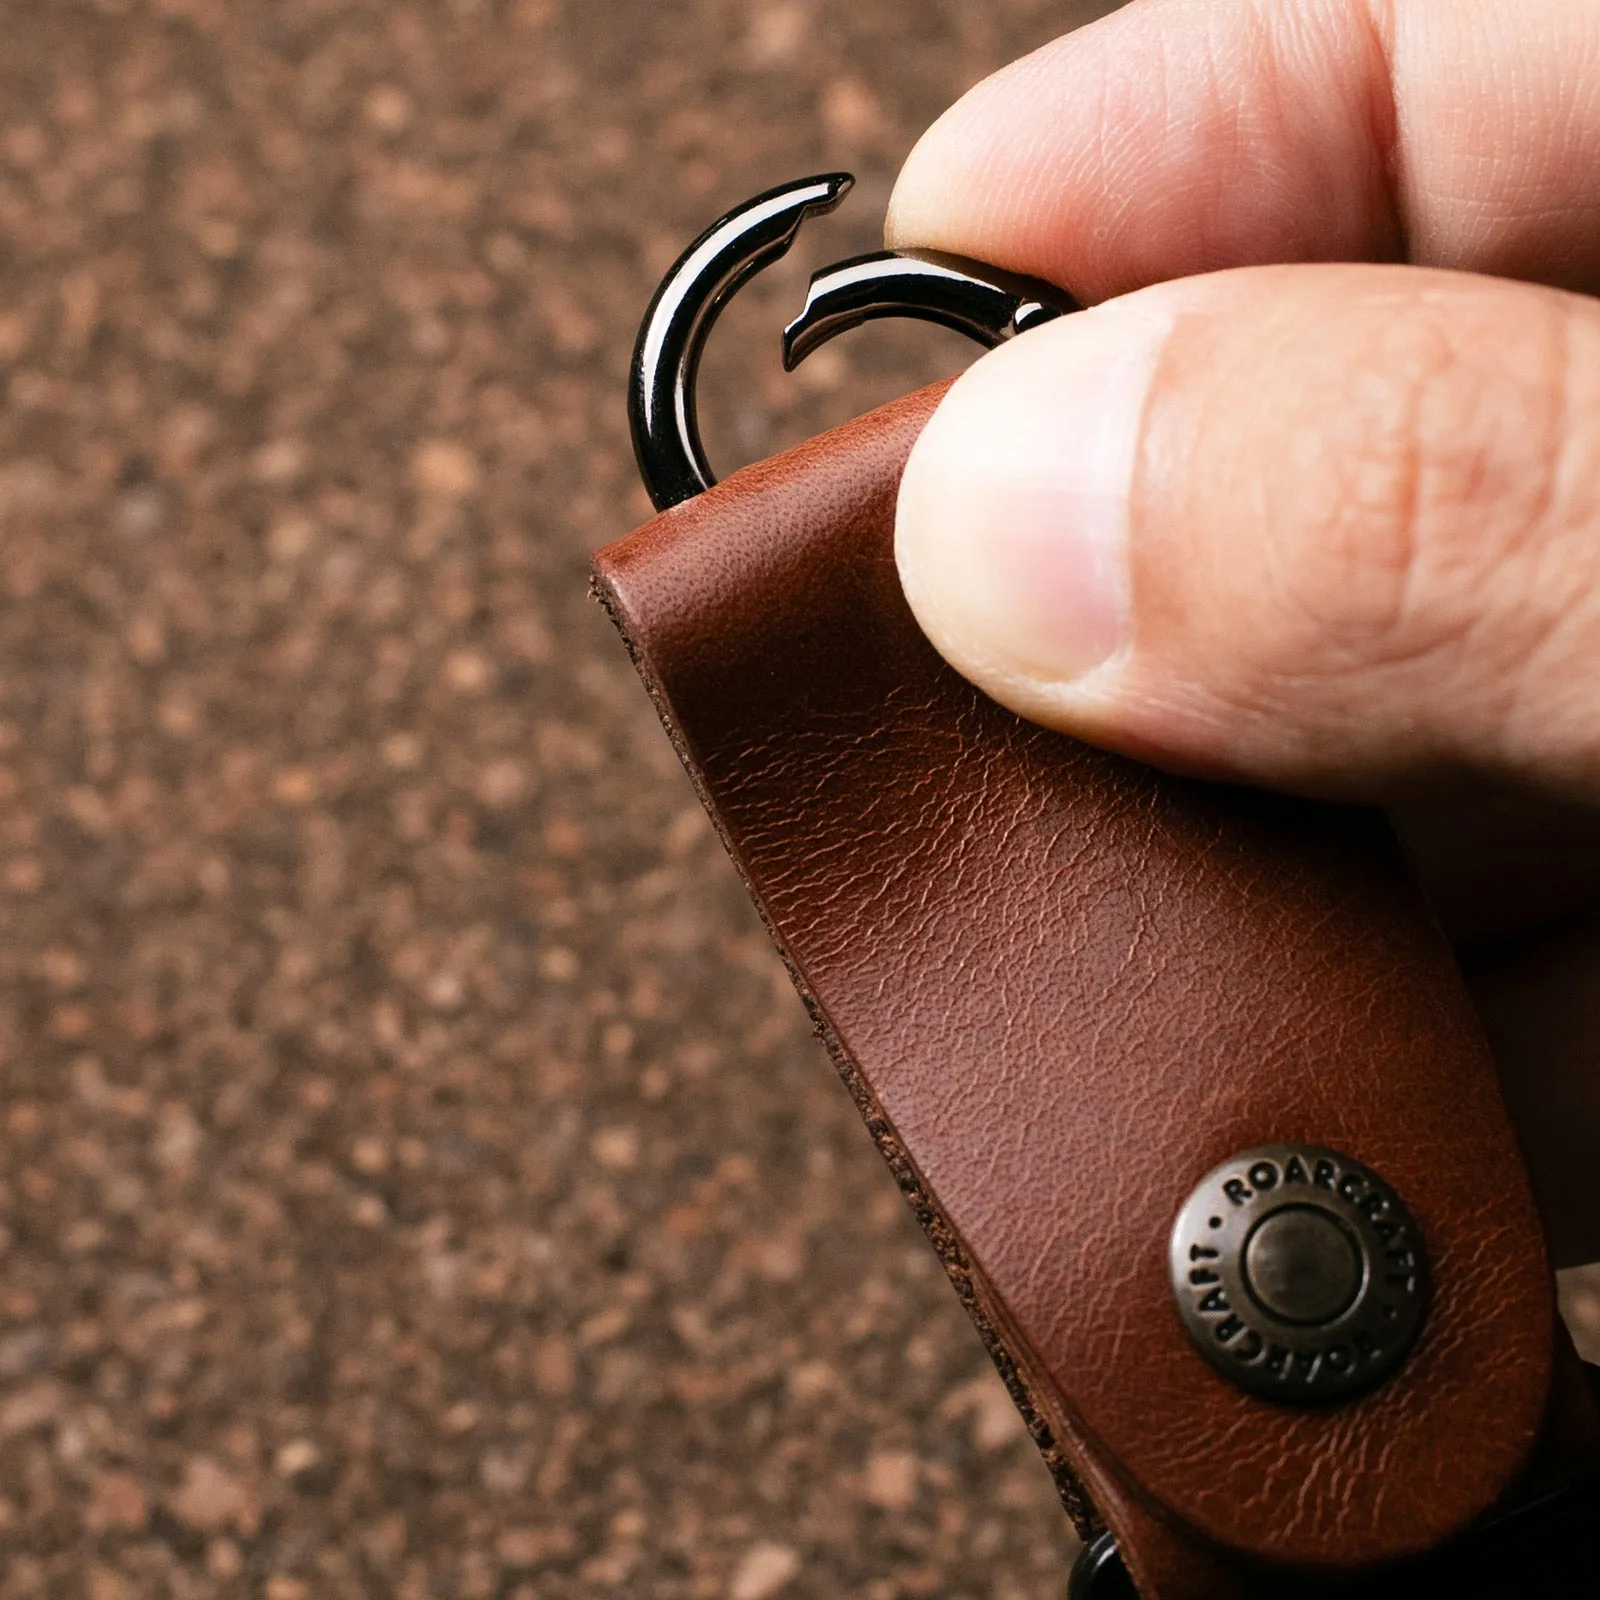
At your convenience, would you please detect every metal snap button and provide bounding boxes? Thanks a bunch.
[1243,1206,1362,1325]
[1170,1145,1428,1404]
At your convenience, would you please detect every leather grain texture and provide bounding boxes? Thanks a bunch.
[592,385,1558,1587]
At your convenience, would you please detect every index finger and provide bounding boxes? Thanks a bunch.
[886,0,1600,302]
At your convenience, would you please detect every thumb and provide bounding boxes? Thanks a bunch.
[895,263,1600,805]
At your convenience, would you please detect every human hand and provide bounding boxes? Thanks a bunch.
[887,0,1600,1269]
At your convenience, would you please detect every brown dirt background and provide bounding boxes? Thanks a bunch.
[0,1,1123,1596]
[2,1,1597,1597]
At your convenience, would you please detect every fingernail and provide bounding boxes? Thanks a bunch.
[896,298,1169,687]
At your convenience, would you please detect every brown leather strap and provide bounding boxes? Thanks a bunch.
[593,385,1573,1595]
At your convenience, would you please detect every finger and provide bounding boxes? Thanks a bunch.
[893,263,1600,805]
[886,0,1600,301]
[1400,793,1600,1269]
[1466,916,1600,1270]
[1392,786,1600,945]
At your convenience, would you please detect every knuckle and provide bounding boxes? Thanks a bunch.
[1267,287,1577,687]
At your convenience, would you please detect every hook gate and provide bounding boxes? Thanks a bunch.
[628,173,1078,512]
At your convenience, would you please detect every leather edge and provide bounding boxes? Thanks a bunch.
[591,561,1102,1536]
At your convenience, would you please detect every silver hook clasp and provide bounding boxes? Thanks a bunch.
[628,173,1077,512]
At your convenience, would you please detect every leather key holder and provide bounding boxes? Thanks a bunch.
[594,178,1600,1598]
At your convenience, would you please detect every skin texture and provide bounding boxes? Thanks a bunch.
[886,0,1600,1267]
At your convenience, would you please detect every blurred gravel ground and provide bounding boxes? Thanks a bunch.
[0,1,1131,1597]
[1,3,1596,1599]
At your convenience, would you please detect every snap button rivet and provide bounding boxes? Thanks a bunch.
[1243,1206,1363,1325]
[1169,1145,1428,1404]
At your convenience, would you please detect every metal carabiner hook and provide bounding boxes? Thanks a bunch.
[628,172,1078,512]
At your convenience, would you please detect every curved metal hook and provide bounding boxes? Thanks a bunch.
[629,174,1079,511]
[629,173,854,513]
[781,249,1074,370]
